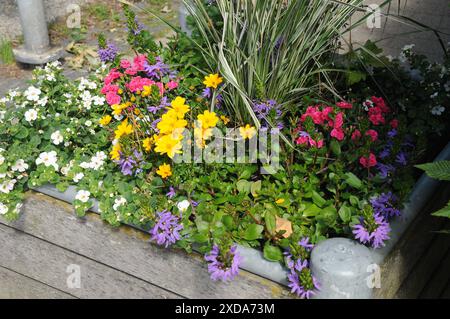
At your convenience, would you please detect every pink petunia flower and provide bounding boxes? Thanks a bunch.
[365,129,378,142]
[360,153,377,168]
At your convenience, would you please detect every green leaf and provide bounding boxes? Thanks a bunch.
[347,71,366,85]
[264,210,276,234]
[338,205,352,223]
[432,202,450,219]
[251,180,262,197]
[236,180,252,194]
[312,191,327,208]
[330,139,341,156]
[263,243,283,262]
[243,223,264,241]
[345,172,362,189]
[416,161,450,181]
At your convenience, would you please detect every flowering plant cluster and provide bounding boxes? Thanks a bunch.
[0,8,442,299]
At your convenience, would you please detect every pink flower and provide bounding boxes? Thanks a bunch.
[101,84,120,95]
[390,119,399,129]
[337,101,353,109]
[104,69,122,85]
[351,129,362,141]
[133,54,147,71]
[360,153,377,168]
[127,76,155,93]
[167,81,179,90]
[309,138,324,149]
[331,128,345,141]
[120,59,131,69]
[368,107,385,126]
[125,67,138,76]
[156,82,165,96]
[296,136,309,145]
[301,106,324,125]
[365,129,378,142]
[371,96,390,113]
[333,112,344,129]
[106,92,121,106]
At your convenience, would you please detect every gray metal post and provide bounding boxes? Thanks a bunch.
[14,0,63,64]
[310,238,374,299]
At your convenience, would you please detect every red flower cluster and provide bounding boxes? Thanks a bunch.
[368,96,390,126]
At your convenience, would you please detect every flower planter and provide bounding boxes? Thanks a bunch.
[29,142,450,299]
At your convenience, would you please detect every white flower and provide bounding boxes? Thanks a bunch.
[11,159,29,173]
[431,105,445,116]
[36,151,58,171]
[24,86,41,102]
[24,109,38,122]
[75,190,90,203]
[46,73,56,82]
[51,130,64,145]
[177,200,191,213]
[113,197,127,211]
[0,179,17,194]
[73,173,84,183]
[85,120,93,127]
[0,155,4,165]
[80,161,92,169]
[92,96,105,106]
[430,92,439,99]
[37,97,48,107]
[0,202,8,215]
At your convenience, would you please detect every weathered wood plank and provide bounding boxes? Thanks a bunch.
[419,247,450,299]
[0,266,75,299]
[1,192,291,299]
[375,184,450,299]
[0,224,182,299]
[395,220,450,299]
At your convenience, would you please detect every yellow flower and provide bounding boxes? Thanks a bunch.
[169,97,190,118]
[197,110,219,129]
[130,95,137,102]
[203,73,223,89]
[156,163,172,179]
[114,119,134,139]
[141,85,152,97]
[220,115,230,125]
[154,134,183,159]
[118,88,123,95]
[194,126,213,149]
[275,198,285,205]
[157,115,188,136]
[110,143,121,160]
[99,115,112,126]
[239,124,257,140]
[143,137,153,152]
[112,103,127,116]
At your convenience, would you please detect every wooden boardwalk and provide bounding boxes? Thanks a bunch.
[0,192,291,299]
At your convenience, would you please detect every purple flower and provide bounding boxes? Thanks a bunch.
[150,210,183,248]
[128,16,144,35]
[252,99,283,129]
[202,88,212,99]
[299,237,314,251]
[166,186,176,199]
[396,152,408,166]
[353,214,391,249]
[370,192,401,219]
[388,129,397,139]
[116,150,145,176]
[376,163,396,179]
[98,43,118,63]
[286,258,320,299]
[144,56,173,80]
[205,245,242,282]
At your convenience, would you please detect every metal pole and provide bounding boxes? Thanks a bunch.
[14,0,63,64]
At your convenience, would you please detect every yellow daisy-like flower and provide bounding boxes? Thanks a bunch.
[239,124,257,140]
[142,137,153,152]
[194,126,213,149]
[111,103,128,116]
[197,110,219,129]
[203,73,223,89]
[220,115,230,125]
[99,115,112,126]
[169,97,190,118]
[114,118,134,140]
[110,143,121,161]
[154,135,183,159]
[157,116,188,136]
[117,88,124,95]
[275,198,285,205]
[141,85,152,97]
[156,163,172,179]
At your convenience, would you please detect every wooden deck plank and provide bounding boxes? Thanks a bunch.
[0,224,182,299]
[375,184,450,299]
[395,220,450,299]
[419,247,450,299]
[0,266,75,299]
[1,192,291,299]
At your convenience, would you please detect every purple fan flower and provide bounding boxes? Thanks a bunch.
[370,192,401,219]
[252,99,283,129]
[144,56,172,80]
[376,163,396,179]
[396,152,408,166]
[166,186,176,199]
[202,88,212,99]
[116,150,145,176]
[98,43,118,63]
[150,210,183,248]
[353,214,391,249]
[204,244,242,282]
[299,237,314,251]
[286,258,320,299]
[128,16,144,35]
[388,129,397,139]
